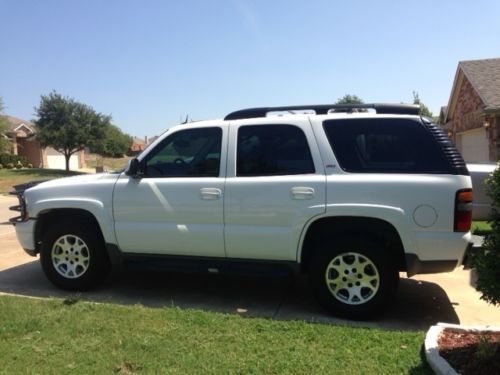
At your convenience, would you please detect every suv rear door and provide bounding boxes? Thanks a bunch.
[224,118,326,261]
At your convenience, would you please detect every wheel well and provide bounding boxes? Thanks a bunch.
[35,209,104,250]
[300,217,406,272]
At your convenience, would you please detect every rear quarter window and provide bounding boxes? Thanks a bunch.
[323,118,451,174]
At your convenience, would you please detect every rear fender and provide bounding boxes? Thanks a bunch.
[297,203,413,261]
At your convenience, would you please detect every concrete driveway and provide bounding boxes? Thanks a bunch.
[1,195,498,330]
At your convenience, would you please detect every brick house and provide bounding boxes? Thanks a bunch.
[3,116,85,169]
[444,58,500,162]
[128,136,147,155]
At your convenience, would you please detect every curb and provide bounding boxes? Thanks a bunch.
[425,322,500,375]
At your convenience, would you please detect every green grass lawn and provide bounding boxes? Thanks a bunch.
[471,220,493,236]
[0,295,431,374]
[0,168,84,194]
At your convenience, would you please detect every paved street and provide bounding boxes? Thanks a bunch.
[0,194,498,330]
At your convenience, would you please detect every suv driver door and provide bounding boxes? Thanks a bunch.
[113,125,227,257]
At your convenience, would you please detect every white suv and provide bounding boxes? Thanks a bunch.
[10,103,473,318]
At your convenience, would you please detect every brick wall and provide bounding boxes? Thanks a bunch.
[78,150,85,168]
[492,116,500,161]
[445,73,500,161]
[447,75,485,134]
[16,138,43,167]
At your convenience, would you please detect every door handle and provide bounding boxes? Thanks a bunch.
[200,188,222,200]
[290,187,315,200]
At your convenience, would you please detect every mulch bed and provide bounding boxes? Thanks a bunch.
[438,328,500,375]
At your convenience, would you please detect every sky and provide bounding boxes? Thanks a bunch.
[1,0,500,137]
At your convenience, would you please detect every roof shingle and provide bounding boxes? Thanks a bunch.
[4,115,35,133]
[459,58,500,109]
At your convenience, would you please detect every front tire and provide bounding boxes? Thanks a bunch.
[309,237,399,320]
[40,221,110,291]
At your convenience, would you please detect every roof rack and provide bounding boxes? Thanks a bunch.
[224,103,420,121]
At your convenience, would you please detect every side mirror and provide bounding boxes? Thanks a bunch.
[126,158,144,178]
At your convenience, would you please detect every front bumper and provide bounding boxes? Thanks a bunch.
[9,180,47,257]
[12,219,37,256]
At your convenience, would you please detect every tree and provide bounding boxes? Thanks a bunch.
[92,124,132,157]
[335,94,364,105]
[0,97,11,153]
[412,91,434,118]
[334,94,366,112]
[34,91,111,171]
[474,166,500,305]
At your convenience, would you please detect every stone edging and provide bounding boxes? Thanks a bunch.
[425,322,500,375]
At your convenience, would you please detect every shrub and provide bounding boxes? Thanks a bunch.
[27,163,33,169]
[6,162,14,169]
[0,153,10,165]
[474,164,500,305]
[17,155,27,165]
[0,153,28,166]
[0,163,3,169]
[15,162,22,169]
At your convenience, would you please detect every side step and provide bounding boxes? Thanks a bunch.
[122,254,299,278]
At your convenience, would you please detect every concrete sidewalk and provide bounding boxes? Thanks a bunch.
[1,194,498,330]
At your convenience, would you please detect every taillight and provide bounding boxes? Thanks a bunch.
[454,189,473,232]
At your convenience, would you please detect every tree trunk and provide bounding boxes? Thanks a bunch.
[65,153,71,171]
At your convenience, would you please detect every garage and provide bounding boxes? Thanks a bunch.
[456,128,489,163]
[45,147,80,170]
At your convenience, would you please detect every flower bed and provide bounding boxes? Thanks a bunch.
[425,323,500,375]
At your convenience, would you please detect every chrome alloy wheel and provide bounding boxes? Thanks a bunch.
[51,234,90,279]
[325,252,380,305]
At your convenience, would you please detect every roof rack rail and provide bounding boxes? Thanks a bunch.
[224,103,420,121]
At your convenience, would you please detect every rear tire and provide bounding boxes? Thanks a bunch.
[40,221,110,291]
[309,237,399,320]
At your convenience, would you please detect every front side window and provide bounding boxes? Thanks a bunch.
[323,118,450,173]
[144,127,222,177]
[237,125,315,176]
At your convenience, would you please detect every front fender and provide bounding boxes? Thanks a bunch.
[33,198,116,245]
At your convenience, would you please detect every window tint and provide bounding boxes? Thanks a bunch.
[323,118,450,173]
[237,125,315,176]
[145,127,222,177]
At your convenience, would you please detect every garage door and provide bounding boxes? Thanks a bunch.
[45,147,80,170]
[46,155,79,170]
[457,128,489,163]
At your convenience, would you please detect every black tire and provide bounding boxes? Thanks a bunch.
[309,237,399,320]
[40,221,110,291]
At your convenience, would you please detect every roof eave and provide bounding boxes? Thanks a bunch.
[445,65,464,123]
[483,107,500,115]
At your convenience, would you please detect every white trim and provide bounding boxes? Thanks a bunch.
[445,67,463,123]
[13,123,35,134]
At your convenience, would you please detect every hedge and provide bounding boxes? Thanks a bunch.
[0,153,28,166]
[474,164,500,305]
